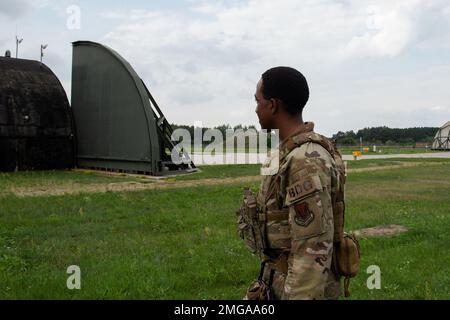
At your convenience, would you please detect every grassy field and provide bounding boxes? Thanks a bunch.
[0,159,449,299]
[2,158,448,189]
[338,146,441,155]
[188,146,442,155]
[186,146,441,155]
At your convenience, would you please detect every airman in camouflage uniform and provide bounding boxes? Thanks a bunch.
[238,67,345,300]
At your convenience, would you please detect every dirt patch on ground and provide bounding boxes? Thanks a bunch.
[347,161,441,173]
[8,176,262,198]
[4,162,443,198]
[72,169,199,180]
[353,225,409,238]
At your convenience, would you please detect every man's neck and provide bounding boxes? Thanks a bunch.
[278,118,305,141]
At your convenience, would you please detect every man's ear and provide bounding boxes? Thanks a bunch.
[269,98,279,115]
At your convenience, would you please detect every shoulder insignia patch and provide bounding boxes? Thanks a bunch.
[294,202,314,227]
[286,175,322,205]
[305,151,321,158]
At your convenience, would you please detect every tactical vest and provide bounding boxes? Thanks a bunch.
[283,131,347,244]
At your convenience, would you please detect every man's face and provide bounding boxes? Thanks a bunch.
[255,79,273,130]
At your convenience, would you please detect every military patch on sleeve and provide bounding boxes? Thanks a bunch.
[305,151,321,158]
[286,175,322,205]
[294,202,314,227]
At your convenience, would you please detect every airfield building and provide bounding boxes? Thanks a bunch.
[71,41,196,176]
[0,55,75,171]
[0,41,196,176]
[432,121,450,150]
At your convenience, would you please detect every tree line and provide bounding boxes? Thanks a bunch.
[170,124,439,147]
[170,124,257,139]
[332,126,439,146]
[170,124,269,150]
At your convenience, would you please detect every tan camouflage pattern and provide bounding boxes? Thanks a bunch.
[254,122,342,300]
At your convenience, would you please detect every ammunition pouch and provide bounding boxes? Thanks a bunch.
[237,188,267,255]
[333,201,345,243]
[333,232,361,297]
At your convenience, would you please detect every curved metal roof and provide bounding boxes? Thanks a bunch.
[72,41,161,174]
[440,121,450,129]
[71,41,196,175]
[0,57,75,171]
[0,57,73,135]
[72,41,156,134]
[432,121,450,150]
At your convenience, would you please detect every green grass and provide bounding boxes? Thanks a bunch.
[0,160,404,190]
[345,163,450,299]
[0,160,449,299]
[368,158,450,163]
[191,146,443,155]
[175,164,260,181]
[1,158,448,193]
[338,146,442,155]
[0,185,255,299]
[344,158,450,169]
[174,158,450,181]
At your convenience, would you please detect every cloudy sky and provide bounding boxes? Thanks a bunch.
[1,0,450,136]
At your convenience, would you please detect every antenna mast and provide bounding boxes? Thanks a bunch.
[15,27,23,59]
[40,44,48,63]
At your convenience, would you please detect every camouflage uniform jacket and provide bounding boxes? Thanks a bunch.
[256,122,341,300]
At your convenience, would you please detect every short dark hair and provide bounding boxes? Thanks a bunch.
[261,66,310,116]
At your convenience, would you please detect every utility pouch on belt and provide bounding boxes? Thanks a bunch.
[245,262,274,301]
[237,188,267,255]
[334,232,361,297]
[246,280,273,301]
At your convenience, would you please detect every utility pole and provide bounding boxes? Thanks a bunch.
[40,44,48,63]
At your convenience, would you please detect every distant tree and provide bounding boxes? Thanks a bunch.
[346,126,440,145]
[332,131,346,140]
[339,137,357,145]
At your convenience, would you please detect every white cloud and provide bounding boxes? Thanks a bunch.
[342,6,415,58]
[431,105,450,112]
[101,1,354,128]
[98,0,450,134]
[100,9,162,21]
[0,0,28,17]
[0,0,51,18]
[340,0,450,58]
[190,1,225,14]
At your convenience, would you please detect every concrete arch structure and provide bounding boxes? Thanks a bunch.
[71,41,195,176]
[432,121,450,150]
[0,56,75,171]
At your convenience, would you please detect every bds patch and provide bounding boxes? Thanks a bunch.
[294,202,314,227]
[286,175,322,205]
